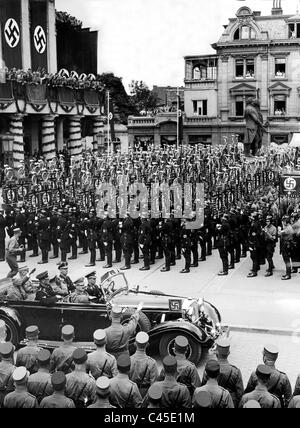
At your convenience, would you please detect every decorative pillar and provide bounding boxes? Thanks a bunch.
[92,116,104,153]
[68,115,83,157]
[9,114,24,168]
[42,115,57,161]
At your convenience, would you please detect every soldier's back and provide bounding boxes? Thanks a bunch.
[50,344,76,374]
[27,371,53,403]
[87,350,117,379]
[40,393,75,408]
[16,345,41,374]
[4,390,38,408]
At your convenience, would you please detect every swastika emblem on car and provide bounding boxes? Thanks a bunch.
[4,18,20,48]
[284,177,297,191]
[34,26,46,53]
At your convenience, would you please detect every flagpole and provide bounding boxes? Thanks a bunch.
[177,87,179,150]
[107,91,110,156]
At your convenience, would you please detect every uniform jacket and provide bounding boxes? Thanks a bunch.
[86,349,118,379]
[240,385,281,408]
[28,369,53,403]
[4,389,38,408]
[40,392,75,408]
[144,379,191,408]
[16,343,42,374]
[110,373,142,408]
[65,369,96,405]
[129,350,159,395]
[105,315,139,354]
[50,343,77,374]
[193,381,234,408]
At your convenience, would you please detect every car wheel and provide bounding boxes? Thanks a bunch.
[0,315,19,347]
[149,290,165,295]
[121,309,151,333]
[159,331,202,366]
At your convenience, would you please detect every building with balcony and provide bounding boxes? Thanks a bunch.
[0,0,103,167]
[128,1,300,147]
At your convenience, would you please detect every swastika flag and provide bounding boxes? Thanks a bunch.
[30,0,48,71]
[0,0,22,69]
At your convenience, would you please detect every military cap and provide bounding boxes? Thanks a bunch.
[256,364,272,379]
[243,400,261,409]
[0,342,14,358]
[148,384,163,403]
[93,329,106,346]
[263,344,279,359]
[73,348,87,365]
[13,228,21,234]
[13,367,29,384]
[58,262,68,270]
[216,338,230,354]
[162,356,177,373]
[135,332,149,347]
[25,325,39,338]
[174,335,189,353]
[117,354,131,372]
[111,305,122,319]
[85,271,96,279]
[51,371,66,391]
[194,390,212,408]
[96,376,110,396]
[37,349,51,365]
[205,359,220,377]
[62,325,75,340]
[36,271,48,281]
[74,277,85,286]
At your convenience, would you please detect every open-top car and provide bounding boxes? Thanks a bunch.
[0,270,222,365]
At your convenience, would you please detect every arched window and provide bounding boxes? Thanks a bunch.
[234,28,240,40]
[193,66,201,80]
[233,26,256,40]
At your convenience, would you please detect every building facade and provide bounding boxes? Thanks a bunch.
[128,1,300,147]
[0,0,103,167]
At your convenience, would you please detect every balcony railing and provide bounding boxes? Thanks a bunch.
[185,116,218,124]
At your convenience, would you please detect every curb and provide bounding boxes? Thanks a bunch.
[227,325,295,336]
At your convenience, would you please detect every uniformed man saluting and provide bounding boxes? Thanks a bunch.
[245,344,292,408]
[105,303,143,360]
[0,342,15,406]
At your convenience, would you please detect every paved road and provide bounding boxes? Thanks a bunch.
[1,245,299,332]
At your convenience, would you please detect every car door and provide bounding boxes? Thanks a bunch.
[57,302,111,342]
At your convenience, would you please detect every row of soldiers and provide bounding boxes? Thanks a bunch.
[0,312,299,409]
[2,200,300,279]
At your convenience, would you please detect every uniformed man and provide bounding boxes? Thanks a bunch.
[0,208,6,262]
[112,216,123,264]
[16,326,42,374]
[3,366,38,408]
[247,213,263,278]
[110,354,142,408]
[37,210,50,265]
[240,365,281,408]
[27,349,53,404]
[263,216,277,277]
[53,262,75,296]
[293,374,300,396]
[288,395,300,408]
[40,371,75,408]
[85,213,97,267]
[121,214,135,270]
[193,360,234,408]
[215,216,230,276]
[138,214,152,271]
[243,399,261,408]
[35,272,59,305]
[27,212,39,258]
[193,390,213,408]
[14,207,26,263]
[0,342,15,406]
[68,208,78,260]
[245,344,292,407]
[87,376,116,409]
[57,210,69,263]
[101,212,114,269]
[158,336,201,397]
[50,325,76,374]
[5,228,25,278]
[143,356,191,408]
[129,332,158,397]
[144,383,162,408]
[86,329,118,380]
[279,216,294,280]
[105,303,142,360]
[180,223,192,274]
[68,278,91,304]
[49,209,59,260]
[86,271,103,303]
[202,338,244,407]
[65,348,96,408]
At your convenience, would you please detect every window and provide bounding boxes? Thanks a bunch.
[189,135,212,145]
[274,95,286,116]
[234,26,256,40]
[289,23,300,38]
[235,58,255,78]
[193,66,201,80]
[193,100,207,116]
[271,134,289,145]
[235,96,244,116]
[275,59,286,78]
[192,60,217,80]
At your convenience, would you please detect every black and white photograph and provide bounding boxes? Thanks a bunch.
[0,0,300,413]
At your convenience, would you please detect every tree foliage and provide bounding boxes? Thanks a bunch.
[129,80,158,113]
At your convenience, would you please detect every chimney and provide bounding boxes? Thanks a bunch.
[272,0,283,15]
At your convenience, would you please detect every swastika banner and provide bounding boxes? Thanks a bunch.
[280,175,300,195]
[0,0,22,69]
[30,0,48,71]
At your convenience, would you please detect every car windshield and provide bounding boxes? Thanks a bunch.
[101,271,128,297]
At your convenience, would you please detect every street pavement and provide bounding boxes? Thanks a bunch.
[1,245,299,332]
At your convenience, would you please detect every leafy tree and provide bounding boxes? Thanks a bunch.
[129,80,158,113]
[97,73,138,124]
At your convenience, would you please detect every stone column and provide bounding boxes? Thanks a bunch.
[68,115,83,157]
[92,116,104,153]
[9,114,24,168]
[41,115,57,161]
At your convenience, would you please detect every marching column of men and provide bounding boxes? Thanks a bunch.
[1,203,300,280]
[0,313,299,408]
